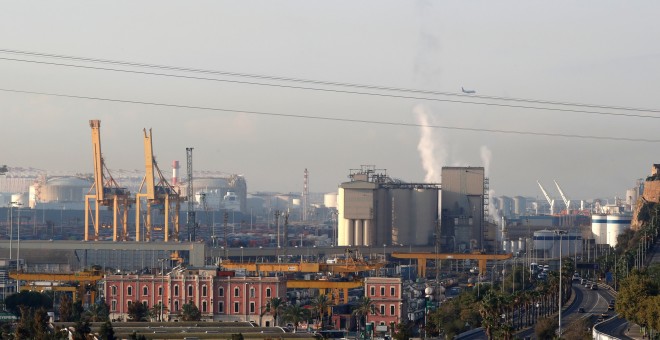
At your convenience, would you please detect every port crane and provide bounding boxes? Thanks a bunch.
[537,180,556,215]
[391,252,512,277]
[85,120,132,241]
[135,128,181,242]
[553,179,571,214]
[10,269,103,304]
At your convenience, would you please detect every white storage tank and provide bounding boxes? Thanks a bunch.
[591,214,608,244]
[533,230,555,253]
[324,192,338,208]
[607,214,631,247]
[413,188,439,245]
[10,193,28,207]
[502,240,511,253]
[511,240,519,254]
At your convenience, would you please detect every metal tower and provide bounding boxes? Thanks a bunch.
[302,168,309,221]
[186,147,196,241]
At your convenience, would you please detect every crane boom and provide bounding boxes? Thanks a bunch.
[537,180,556,215]
[553,179,571,212]
[89,120,104,201]
[143,128,156,200]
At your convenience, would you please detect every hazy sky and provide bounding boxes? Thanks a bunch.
[1,2,659,200]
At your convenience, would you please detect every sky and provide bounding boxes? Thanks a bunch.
[1,1,659,200]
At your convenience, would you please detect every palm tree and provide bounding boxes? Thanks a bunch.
[310,294,331,330]
[282,304,310,333]
[352,297,374,337]
[261,297,286,327]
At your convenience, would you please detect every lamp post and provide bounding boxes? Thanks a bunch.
[8,202,14,260]
[15,203,22,270]
[382,244,386,261]
[240,246,244,263]
[158,258,166,322]
[554,230,567,337]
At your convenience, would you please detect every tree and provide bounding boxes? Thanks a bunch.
[261,297,285,326]
[73,319,91,340]
[392,321,414,340]
[282,304,310,332]
[181,300,202,321]
[534,316,558,340]
[59,293,74,322]
[98,321,116,340]
[149,302,168,321]
[5,291,53,316]
[128,332,147,340]
[351,297,374,335]
[85,301,110,322]
[127,302,149,322]
[310,294,331,329]
[617,270,659,329]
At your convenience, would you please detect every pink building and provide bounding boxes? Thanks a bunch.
[103,268,287,325]
[364,277,403,334]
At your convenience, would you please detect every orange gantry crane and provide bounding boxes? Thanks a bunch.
[85,120,132,241]
[10,270,104,303]
[220,257,384,276]
[391,252,513,277]
[135,128,181,242]
[286,279,363,304]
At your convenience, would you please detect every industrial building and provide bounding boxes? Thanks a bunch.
[337,166,439,247]
[440,167,487,252]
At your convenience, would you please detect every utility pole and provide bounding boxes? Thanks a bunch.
[186,148,196,242]
[302,169,308,222]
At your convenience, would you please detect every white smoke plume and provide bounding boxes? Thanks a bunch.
[481,145,500,225]
[415,104,446,183]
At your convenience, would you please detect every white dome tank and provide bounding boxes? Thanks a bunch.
[607,214,631,247]
[324,192,338,208]
[503,240,511,253]
[511,240,519,254]
[591,214,608,245]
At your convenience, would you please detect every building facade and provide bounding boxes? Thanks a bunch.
[103,268,287,325]
[364,277,403,335]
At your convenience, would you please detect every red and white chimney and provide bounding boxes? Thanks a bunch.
[172,160,180,185]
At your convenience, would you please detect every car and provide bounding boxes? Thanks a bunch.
[610,299,616,304]
[572,273,581,281]
[608,303,615,310]
[578,307,585,313]
[580,278,587,285]
[591,284,598,290]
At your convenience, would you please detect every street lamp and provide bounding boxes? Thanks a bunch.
[382,244,386,261]
[240,246,244,263]
[554,230,567,336]
[15,203,23,269]
[158,258,166,322]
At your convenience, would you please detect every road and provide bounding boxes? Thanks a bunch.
[457,281,616,340]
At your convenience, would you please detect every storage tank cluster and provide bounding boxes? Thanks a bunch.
[502,237,528,255]
[533,230,582,258]
[590,213,631,247]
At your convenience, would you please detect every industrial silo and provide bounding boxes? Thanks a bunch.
[591,214,608,244]
[413,188,438,246]
[513,196,526,216]
[606,214,631,247]
[391,188,413,245]
[533,230,555,255]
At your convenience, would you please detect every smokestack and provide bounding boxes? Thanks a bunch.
[172,160,180,185]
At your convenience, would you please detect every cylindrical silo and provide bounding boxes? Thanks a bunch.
[363,219,374,246]
[354,219,363,246]
[519,237,526,253]
[513,196,526,216]
[391,188,412,245]
[337,188,349,246]
[502,240,511,253]
[511,240,519,254]
[413,188,438,246]
[607,214,631,247]
[534,230,555,256]
[591,214,607,244]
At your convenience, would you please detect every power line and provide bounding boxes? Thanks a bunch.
[0,87,657,143]
[1,54,660,120]
[1,47,658,115]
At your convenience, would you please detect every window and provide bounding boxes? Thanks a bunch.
[266,321,270,327]
[127,286,133,296]
[390,287,395,296]
[390,305,395,315]
[143,301,148,308]
[143,286,148,296]
[370,286,375,296]
[111,300,117,311]
[174,300,179,312]
[174,285,179,297]
[250,302,255,314]
[127,300,132,306]
[202,301,207,313]
[380,305,385,315]
[188,285,193,297]
[380,322,385,326]
[218,287,224,297]
[234,302,239,313]
[111,286,117,296]
[218,302,224,313]
[250,287,255,298]
[380,286,385,296]
[202,285,207,297]
[159,287,163,296]
[234,287,240,297]
[266,288,271,298]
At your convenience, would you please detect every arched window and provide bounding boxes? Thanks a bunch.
[234,287,240,297]
[202,285,207,297]
[174,285,179,297]
[111,286,117,295]
[143,286,148,296]
[266,288,271,298]
[250,287,255,298]
[202,301,207,313]
[127,286,133,296]
[174,300,179,312]
[218,287,224,297]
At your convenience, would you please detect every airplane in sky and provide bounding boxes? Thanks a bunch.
[461,87,476,94]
